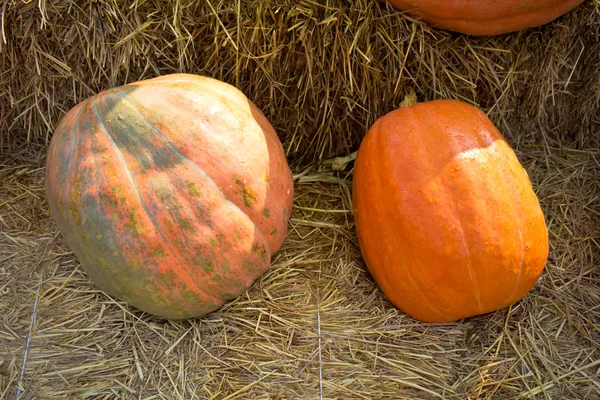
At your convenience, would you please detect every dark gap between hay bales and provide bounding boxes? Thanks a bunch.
[1,0,599,399]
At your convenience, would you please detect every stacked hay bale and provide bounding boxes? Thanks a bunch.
[2,1,598,156]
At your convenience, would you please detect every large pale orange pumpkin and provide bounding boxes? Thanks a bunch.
[352,99,549,323]
[46,73,294,320]
[386,0,583,36]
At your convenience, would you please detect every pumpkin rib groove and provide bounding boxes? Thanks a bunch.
[90,96,223,305]
[109,88,273,255]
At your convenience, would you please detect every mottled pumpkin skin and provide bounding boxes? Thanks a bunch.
[46,74,294,320]
[352,99,548,323]
[386,0,583,35]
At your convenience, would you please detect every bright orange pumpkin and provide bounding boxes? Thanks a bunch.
[352,99,549,323]
[46,74,294,319]
[386,0,583,35]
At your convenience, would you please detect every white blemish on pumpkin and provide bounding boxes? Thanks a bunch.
[454,141,500,164]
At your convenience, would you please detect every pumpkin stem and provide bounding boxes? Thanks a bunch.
[399,89,417,108]
[331,151,358,171]
[320,151,358,171]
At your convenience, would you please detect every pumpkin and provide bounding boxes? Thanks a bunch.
[385,0,583,36]
[45,73,294,320]
[352,98,548,323]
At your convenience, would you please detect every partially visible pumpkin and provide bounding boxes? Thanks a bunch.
[46,73,294,320]
[352,98,548,323]
[386,0,583,36]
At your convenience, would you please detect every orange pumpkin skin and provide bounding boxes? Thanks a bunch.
[46,74,294,320]
[386,0,583,36]
[352,99,548,323]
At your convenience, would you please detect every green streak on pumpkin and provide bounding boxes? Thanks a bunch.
[71,180,83,207]
[263,208,271,218]
[203,260,214,274]
[129,258,142,269]
[252,242,268,261]
[160,270,178,285]
[270,228,278,238]
[70,180,83,225]
[155,186,171,203]
[221,261,230,272]
[124,207,139,233]
[113,186,126,203]
[103,187,121,210]
[57,196,64,213]
[163,218,174,233]
[244,261,255,271]
[186,182,202,197]
[209,238,218,247]
[173,237,185,250]
[178,219,197,234]
[151,245,166,258]
[234,231,241,240]
[233,176,257,207]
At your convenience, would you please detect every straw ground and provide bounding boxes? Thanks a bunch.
[1,0,599,399]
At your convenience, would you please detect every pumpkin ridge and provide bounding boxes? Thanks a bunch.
[444,135,484,316]
[496,150,526,306]
[376,116,446,321]
[66,103,85,171]
[58,102,86,220]
[52,102,153,309]
[109,88,273,255]
[84,141,152,307]
[129,74,253,117]
[91,96,223,305]
[456,210,483,315]
[130,76,253,115]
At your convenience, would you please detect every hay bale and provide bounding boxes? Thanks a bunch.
[1,0,599,399]
[1,0,599,161]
